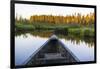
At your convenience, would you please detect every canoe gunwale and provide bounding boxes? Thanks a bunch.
[23,35,80,65]
[57,40,80,62]
[23,39,51,65]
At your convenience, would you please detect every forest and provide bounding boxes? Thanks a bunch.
[15,12,95,37]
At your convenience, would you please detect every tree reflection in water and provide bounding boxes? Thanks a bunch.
[15,30,94,48]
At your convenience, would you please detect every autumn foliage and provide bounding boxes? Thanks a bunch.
[29,13,95,25]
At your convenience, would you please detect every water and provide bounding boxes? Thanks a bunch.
[15,32,94,66]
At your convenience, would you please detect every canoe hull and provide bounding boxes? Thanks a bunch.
[24,35,79,66]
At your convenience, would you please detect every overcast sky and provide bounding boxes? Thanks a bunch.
[15,3,94,19]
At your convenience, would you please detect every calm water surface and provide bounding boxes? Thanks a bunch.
[15,33,94,65]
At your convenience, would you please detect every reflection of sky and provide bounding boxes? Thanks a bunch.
[60,39,94,61]
[15,3,94,19]
[15,34,48,65]
[15,33,94,65]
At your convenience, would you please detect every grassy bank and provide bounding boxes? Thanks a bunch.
[68,28,94,37]
[15,23,69,31]
[15,22,94,37]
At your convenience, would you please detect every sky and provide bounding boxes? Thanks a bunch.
[15,3,94,19]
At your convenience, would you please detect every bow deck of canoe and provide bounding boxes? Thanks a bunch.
[23,35,80,66]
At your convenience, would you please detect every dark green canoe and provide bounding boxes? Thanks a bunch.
[23,35,80,66]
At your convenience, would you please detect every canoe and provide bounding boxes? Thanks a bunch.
[23,35,80,66]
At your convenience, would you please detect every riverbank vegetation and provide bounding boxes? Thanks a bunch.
[15,13,95,37]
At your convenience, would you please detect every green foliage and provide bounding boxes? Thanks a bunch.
[84,29,94,37]
[68,28,82,36]
[15,23,35,31]
[15,21,94,38]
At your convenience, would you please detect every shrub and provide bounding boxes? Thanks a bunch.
[84,29,94,37]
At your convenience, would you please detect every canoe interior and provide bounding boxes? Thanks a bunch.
[23,36,79,66]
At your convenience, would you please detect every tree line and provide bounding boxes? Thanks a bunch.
[16,13,95,25]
